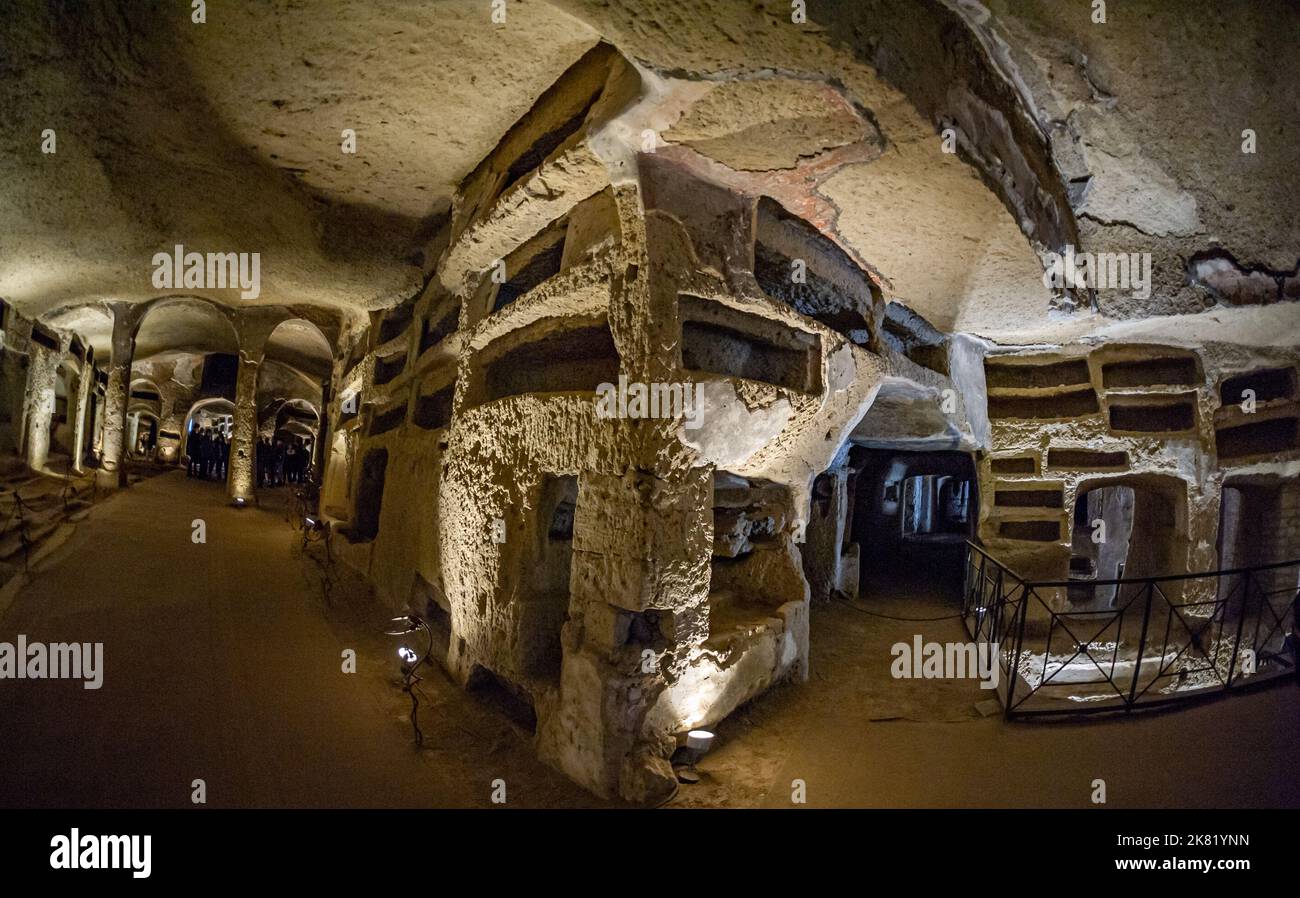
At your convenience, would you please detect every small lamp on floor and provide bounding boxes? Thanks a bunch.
[670,729,715,784]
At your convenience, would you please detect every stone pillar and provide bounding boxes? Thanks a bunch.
[70,355,94,474]
[537,466,713,803]
[802,467,852,602]
[97,303,139,488]
[23,340,62,473]
[312,379,331,479]
[226,352,261,503]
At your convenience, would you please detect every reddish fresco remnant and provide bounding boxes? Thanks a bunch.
[654,140,890,293]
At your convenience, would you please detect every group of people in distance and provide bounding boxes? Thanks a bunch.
[185,427,315,487]
[186,426,229,480]
[257,436,314,487]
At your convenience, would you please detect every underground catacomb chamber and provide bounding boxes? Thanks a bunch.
[2,0,1298,818]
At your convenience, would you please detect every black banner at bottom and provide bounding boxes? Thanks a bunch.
[1,808,1290,883]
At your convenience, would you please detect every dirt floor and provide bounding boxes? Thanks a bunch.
[671,573,1300,808]
[0,468,611,808]
[0,468,1296,808]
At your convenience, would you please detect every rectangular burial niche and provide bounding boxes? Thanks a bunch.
[493,226,566,313]
[412,380,456,431]
[1101,356,1199,389]
[753,197,874,344]
[419,302,460,355]
[479,318,620,404]
[1220,367,1297,405]
[998,519,1059,542]
[708,472,799,636]
[1216,415,1298,459]
[679,295,821,393]
[848,447,976,601]
[368,402,407,437]
[987,388,1099,420]
[350,448,388,542]
[994,487,1064,509]
[984,358,1090,390]
[516,474,577,681]
[373,351,407,386]
[880,303,950,376]
[990,455,1037,475]
[1109,397,1196,433]
[1047,448,1130,470]
[378,303,414,345]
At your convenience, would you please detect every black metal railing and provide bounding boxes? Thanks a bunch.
[961,541,1299,717]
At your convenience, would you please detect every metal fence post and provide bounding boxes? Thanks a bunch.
[1226,571,1252,688]
[1127,581,1154,708]
[1004,585,1028,717]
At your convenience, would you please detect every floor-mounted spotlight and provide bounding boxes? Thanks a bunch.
[385,615,433,748]
[671,728,715,784]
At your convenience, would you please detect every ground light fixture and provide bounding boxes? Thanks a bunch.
[671,729,715,784]
[385,615,433,748]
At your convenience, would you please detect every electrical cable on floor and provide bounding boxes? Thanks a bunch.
[653,780,680,809]
[832,593,964,622]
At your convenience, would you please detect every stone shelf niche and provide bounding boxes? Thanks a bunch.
[679,295,822,394]
[1046,448,1130,470]
[412,377,456,431]
[367,400,407,438]
[1100,355,1199,390]
[1108,395,1197,434]
[984,355,1098,420]
[471,315,620,407]
[1217,415,1299,460]
[377,303,414,346]
[990,455,1037,475]
[372,351,408,387]
[997,519,1061,542]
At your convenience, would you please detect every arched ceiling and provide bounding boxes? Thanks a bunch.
[264,319,333,380]
[0,0,601,322]
[2,0,1295,357]
[134,301,239,361]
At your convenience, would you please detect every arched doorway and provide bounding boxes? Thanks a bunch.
[126,409,160,459]
[1067,476,1187,609]
[49,362,77,467]
[848,449,978,602]
[257,398,321,488]
[254,319,331,493]
[182,397,235,481]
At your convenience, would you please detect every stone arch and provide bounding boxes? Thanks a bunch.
[1067,473,1191,610]
[180,397,236,458]
[265,397,321,439]
[132,295,240,361]
[260,316,333,375]
[126,408,160,458]
[249,318,333,493]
